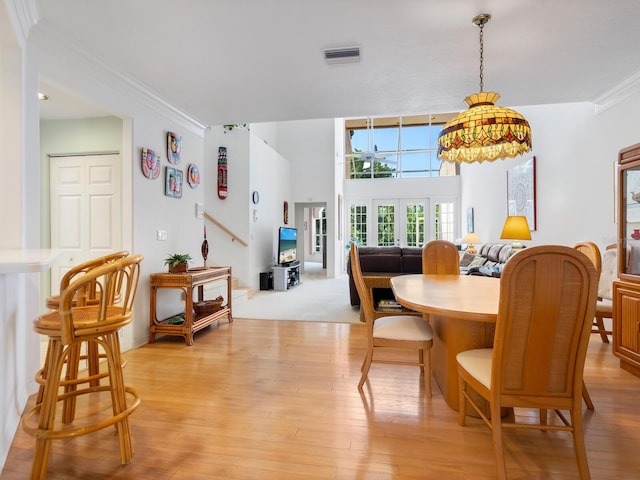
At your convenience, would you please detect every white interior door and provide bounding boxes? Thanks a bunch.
[50,154,122,293]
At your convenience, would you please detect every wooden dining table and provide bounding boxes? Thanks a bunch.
[391,274,500,412]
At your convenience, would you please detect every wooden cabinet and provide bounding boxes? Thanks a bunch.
[148,266,232,346]
[614,143,640,377]
[613,281,640,377]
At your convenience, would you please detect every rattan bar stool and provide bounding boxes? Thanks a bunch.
[22,254,143,479]
[37,251,129,406]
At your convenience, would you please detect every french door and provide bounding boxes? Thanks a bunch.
[373,199,427,247]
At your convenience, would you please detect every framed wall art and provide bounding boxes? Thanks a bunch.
[466,207,474,233]
[507,156,536,230]
[165,166,183,198]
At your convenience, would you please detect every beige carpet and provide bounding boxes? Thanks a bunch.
[233,262,361,323]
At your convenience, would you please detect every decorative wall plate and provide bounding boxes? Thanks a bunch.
[141,147,160,179]
[187,164,200,188]
[167,131,182,164]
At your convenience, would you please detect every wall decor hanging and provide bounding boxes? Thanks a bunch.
[141,147,160,179]
[507,156,536,230]
[217,146,228,199]
[283,201,289,224]
[201,225,209,267]
[187,164,200,188]
[165,166,183,198]
[167,131,182,164]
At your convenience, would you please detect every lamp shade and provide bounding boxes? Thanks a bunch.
[462,232,482,245]
[500,216,532,240]
[437,92,532,163]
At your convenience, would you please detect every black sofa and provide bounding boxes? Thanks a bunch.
[348,242,515,306]
[347,246,423,306]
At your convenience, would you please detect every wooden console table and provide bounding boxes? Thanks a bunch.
[149,266,233,346]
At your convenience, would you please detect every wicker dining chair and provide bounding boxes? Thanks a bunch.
[457,245,598,480]
[350,244,433,395]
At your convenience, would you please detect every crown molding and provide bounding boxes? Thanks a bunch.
[32,23,208,137]
[4,0,40,46]
[594,69,640,115]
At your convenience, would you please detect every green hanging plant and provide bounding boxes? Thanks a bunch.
[223,123,249,133]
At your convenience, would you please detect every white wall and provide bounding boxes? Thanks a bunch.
[460,97,640,252]
[274,118,338,276]
[0,7,39,470]
[203,124,293,291]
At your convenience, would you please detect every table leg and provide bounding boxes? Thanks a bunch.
[431,314,495,417]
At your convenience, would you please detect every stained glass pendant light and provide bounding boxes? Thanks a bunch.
[437,14,532,163]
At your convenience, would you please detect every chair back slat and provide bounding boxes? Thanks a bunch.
[494,246,598,400]
[422,240,460,275]
[349,244,375,326]
[59,254,143,345]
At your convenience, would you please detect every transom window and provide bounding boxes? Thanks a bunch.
[345,114,459,179]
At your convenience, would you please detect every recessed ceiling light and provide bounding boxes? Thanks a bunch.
[38,93,49,100]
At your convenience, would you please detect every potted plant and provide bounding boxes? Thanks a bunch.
[164,253,192,273]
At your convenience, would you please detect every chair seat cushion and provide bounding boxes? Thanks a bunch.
[596,298,612,315]
[35,305,128,336]
[373,315,433,341]
[457,348,493,389]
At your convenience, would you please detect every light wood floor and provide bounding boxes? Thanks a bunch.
[2,318,640,479]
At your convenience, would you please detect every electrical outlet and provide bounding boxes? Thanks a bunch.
[157,229,167,241]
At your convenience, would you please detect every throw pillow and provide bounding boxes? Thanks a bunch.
[468,255,487,268]
[459,252,476,268]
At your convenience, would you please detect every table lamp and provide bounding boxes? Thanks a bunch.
[461,232,481,254]
[500,215,531,252]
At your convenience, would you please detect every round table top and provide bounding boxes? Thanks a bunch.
[390,274,500,322]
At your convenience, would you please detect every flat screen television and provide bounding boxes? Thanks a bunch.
[278,227,297,265]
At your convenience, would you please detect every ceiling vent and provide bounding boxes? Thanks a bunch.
[323,46,361,64]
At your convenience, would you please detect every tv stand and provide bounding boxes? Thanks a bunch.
[272,263,301,291]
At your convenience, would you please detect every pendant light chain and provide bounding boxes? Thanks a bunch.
[437,12,532,163]
[478,21,484,93]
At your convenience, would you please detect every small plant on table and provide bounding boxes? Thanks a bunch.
[164,253,192,273]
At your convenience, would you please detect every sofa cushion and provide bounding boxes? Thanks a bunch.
[401,247,423,256]
[359,255,402,273]
[358,246,402,256]
[401,255,422,273]
[479,243,512,263]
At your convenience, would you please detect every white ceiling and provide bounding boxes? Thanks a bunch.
[36,0,640,125]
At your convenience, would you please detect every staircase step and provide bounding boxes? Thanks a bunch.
[203,278,252,306]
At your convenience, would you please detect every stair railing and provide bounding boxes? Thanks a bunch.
[204,212,249,247]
